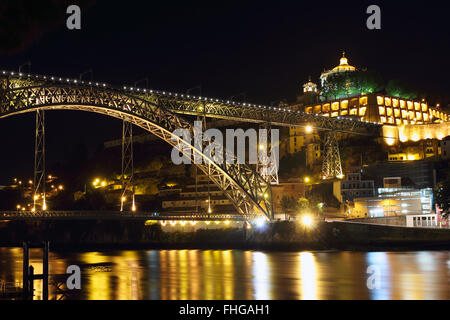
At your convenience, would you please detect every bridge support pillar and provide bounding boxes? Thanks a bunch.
[321,131,343,180]
[120,120,135,212]
[257,123,279,185]
[33,110,46,211]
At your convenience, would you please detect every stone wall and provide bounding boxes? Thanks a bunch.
[350,216,406,226]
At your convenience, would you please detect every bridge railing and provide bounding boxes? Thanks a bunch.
[1,70,382,133]
[0,211,250,221]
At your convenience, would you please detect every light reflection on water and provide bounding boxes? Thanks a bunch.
[0,248,449,300]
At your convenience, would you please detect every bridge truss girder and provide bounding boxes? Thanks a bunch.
[257,122,279,185]
[143,92,381,135]
[0,82,273,220]
[33,109,46,211]
[121,120,135,212]
[321,131,343,180]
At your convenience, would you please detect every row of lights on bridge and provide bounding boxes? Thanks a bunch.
[1,70,380,126]
[2,70,107,88]
[159,220,232,227]
[158,216,314,229]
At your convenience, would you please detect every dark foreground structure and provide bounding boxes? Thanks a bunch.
[1,220,450,251]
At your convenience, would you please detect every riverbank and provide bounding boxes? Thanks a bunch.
[1,219,450,251]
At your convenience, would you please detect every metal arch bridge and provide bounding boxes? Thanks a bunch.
[0,71,382,221]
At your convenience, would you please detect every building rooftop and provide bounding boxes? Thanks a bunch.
[320,52,357,81]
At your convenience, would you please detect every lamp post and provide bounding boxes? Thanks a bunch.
[134,78,149,89]
[19,61,31,74]
[79,69,93,81]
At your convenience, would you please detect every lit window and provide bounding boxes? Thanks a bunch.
[414,102,420,111]
[421,103,428,112]
[332,102,340,111]
[400,100,406,108]
[396,119,402,125]
[386,108,393,116]
[416,112,422,120]
[385,97,391,106]
[423,113,429,121]
[393,99,399,108]
[394,109,400,117]
[407,101,413,110]
[314,105,321,113]
[359,97,368,106]
[305,107,313,114]
[359,107,367,116]
[350,109,358,115]
[402,110,407,118]
[378,107,385,115]
[341,100,349,109]
[388,117,394,124]
[380,116,386,123]
[331,112,339,117]
[340,110,348,116]
[377,96,385,106]
[323,104,330,113]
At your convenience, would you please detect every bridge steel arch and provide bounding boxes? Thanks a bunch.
[0,77,273,220]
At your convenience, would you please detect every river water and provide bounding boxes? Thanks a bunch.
[0,248,449,300]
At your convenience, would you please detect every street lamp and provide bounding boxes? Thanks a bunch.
[131,194,136,212]
[18,61,31,74]
[305,125,313,134]
[301,214,313,227]
[79,69,93,81]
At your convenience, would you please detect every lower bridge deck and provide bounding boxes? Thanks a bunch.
[0,211,250,221]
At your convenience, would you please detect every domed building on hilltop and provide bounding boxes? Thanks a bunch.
[319,52,357,86]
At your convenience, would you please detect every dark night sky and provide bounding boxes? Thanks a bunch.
[0,0,449,184]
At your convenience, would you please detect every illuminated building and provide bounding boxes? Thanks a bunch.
[363,161,435,190]
[271,179,306,216]
[352,190,430,218]
[333,167,375,203]
[302,94,448,124]
[295,54,448,125]
[350,176,433,218]
[303,76,318,93]
[288,126,320,153]
[305,143,322,168]
[160,173,233,214]
[387,139,440,161]
[439,137,450,159]
[288,53,450,165]
[289,130,306,153]
[436,206,449,228]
